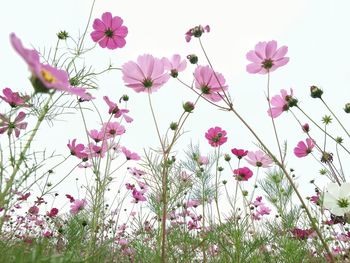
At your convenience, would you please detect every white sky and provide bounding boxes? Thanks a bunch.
[0,0,349,214]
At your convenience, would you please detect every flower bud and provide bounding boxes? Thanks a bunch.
[344,103,350,113]
[222,180,227,185]
[122,95,129,102]
[170,122,178,131]
[183,101,195,113]
[310,85,323,99]
[224,154,231,162]
[57,30,69,40]
[218,166,224,172]
[187,54,198,64]
[302,123,310,133]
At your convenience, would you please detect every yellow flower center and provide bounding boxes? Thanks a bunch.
[41,69,56,84]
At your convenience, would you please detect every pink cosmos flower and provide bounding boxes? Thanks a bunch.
[198,155,209,165]
[102,96,133,122]
[185,25,210,42]
[252,196,263,207]
[162,54,187,78]
[28,206,39,215]
[291,228,314,240]
[245,150,273,168]
[0,111,27,138]
[10,33,92,100]
[186,199,200,208]
[267,88,294,118]
[231,148,248,159]
[102,122,125,138]
[233,167,253,181]
[246,40,289,74]
[121,146,141,161]
[85,142,108,158]
[194,65,228,102]
[122,54,170,93]
[46,208,59,218]
[205,126,227,147]
[103,96,119,114]
[88,129,105,143]
[91,12,128,50]
[294,138,315,158]
[257,205,271,216]
[0,88,29,107]
[70,199,87,215]
[67,139,88,159]
[127,167,146,179]
[132,189,146,203]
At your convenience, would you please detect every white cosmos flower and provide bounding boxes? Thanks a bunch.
[323,183,350,216]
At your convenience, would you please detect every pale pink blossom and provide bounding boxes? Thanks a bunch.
[0,111,27,138]
[162,54,187,77]
[246,40,289,74]
[122,54,170,93]
[245,150,273,168]
[267,89,294,118]
[70,199,87,215]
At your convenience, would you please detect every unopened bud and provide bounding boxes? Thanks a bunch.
[310,85,323,99]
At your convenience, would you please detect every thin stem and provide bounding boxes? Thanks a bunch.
[266,72,283,163]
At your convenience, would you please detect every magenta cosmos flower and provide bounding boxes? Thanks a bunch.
[194,66,228,102]
[162,54,187,78]
[246,150,273,168]
[246,40,289,74]
[267,88,295,118]
[67,139,88,159]
[294,138,315,158]
[10,34,92,100]
[0,111,27,138]
[121,146,141,161]
[231,148,248,159]
[205,126,228,147]
[122,54,170,93]
[233,167,253,181]
[1,88,29,108]
[91,12,128,50]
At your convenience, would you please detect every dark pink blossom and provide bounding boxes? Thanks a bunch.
[205,126,227,147]
[121,146,141,161]
[231,148,248,159]
[0,111,27,138]
[67,139,88,159]
[246,40,289,74]
[46,208,58,218]
[294,138,315,158]
[85,142,108,158]
[91,12,128,50]
[66,194,75,203]
[194,65,228,102]
[0,88,29,107]
[233,167,253,181]
[122,54,170,93]
[291,228,314,240]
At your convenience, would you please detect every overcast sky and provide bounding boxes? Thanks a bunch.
[0,0,349,210]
